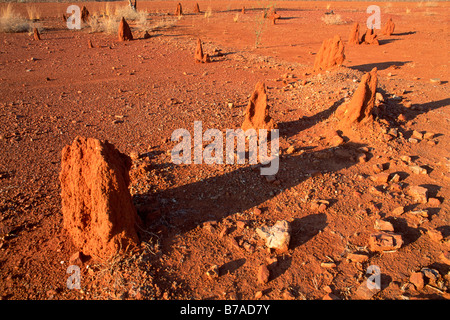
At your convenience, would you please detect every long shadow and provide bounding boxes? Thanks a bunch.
[392,31,416,36]
[350,61,412,72]
[375,87,449,125]
[279,97,346,139]
[136,141,365,235]
[215,8,308,14]
[378,38,401,45]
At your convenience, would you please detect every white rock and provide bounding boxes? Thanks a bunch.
[256,220,291,252]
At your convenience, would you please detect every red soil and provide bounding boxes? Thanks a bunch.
[0,1,448,301]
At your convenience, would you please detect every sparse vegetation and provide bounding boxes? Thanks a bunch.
[204,7,212,19]
[88,5,177,35]
[321,13,345,25]
[26,5,41,21]
[0,4,32,33]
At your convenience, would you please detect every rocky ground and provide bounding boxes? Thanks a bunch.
[0,1,449,300]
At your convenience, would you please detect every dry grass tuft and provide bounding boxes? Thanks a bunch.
[321,13,345,25]
[0,4,32,33]
[26,5,41,21]
[88,6,177,35]
[204,7,212,19]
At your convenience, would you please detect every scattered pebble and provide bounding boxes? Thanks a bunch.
[409,165,427,175]
[427,229,443,242]
[375,219,394,232]
[257,264,270,284]
[347,252,369,263]
[430,78,441,84]
[369,231,403,252]
[410,272,424,290]
[407,185,428,204]
[427,197,441,207]
[392,206,404,216]
[206,265,219,279]
[256,220,291,252]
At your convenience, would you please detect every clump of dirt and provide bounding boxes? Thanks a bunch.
[348,22,360,45]
[241,81,277,131]
[194,38,211,63]
[382,18,395,36]
[33,27,40,41]
[59,136,140,260]
[336,67,378,127]
[313,35,345,72]
[118,17,133,41]
[361,28,379,45]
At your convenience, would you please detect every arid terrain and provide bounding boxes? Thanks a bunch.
[0,0,449,301]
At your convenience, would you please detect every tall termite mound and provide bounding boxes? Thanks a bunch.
[194,3,200,13]
[194,38,211,63]
[118,17,133,41]
[313,35,345,72]
[81,6,90,23]
[382,18,395,36]
[266,6,280,24]
[33,27,40,41]
[241,82,277,132]
[348,22,360,45]
[336,67,378,127]
[361,28,379,45]
[60,136,140,259]
[175,3,183,16]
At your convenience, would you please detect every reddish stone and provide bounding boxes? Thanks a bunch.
[241,82,277,132]
[369,231,403,252]
[428,197,441,207]
[257,264,270,284]
[59,136,140,259]
[118,17,133,41]
[410,272,424,290]
[313,35,345,72]
[407,185,428,204]
[336,67,378,126]
[347,252,369,263]
[427,229,443,242]
[193,3,200,13]
[440,251,450,264]
[69,251,85,265]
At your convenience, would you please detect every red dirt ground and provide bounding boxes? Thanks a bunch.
[0,1,449,300]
